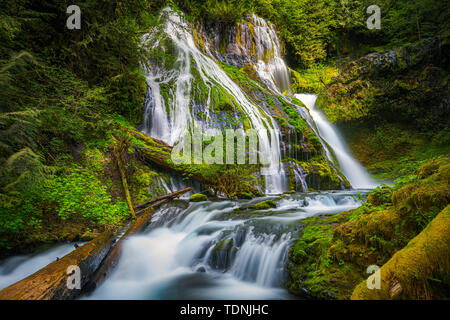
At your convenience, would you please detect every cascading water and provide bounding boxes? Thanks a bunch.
[294,94,378,189]
[83,191,362,299]
[249,14,291,94]
[0,243,81,291]
[141,8,287,194]
[0,193,361,299]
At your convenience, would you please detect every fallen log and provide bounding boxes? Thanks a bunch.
[0,229,118,300]
[134,186,193,210]
[114,144,136,219]
[124,127,208,184]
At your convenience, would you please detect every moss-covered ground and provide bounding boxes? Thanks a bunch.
[287,157,450,299]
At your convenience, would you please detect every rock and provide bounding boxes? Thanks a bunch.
[254,200,277,210]
[209,238,237,270]
[189,193,208,202]
[238,192,253,199]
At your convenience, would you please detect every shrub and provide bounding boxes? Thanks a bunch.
[43,166,128,225]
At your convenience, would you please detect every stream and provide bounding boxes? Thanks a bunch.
[82,191,363,299]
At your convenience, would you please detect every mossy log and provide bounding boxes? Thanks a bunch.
[351,205,450,300]
[125,128,209,184]
[0,229,117,300]
[114,144,136,219]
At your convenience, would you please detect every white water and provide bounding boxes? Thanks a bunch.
[0,243,80,290]
[294,94,378,189]
[85,192,362,299]
[0,193,362,300]
[141,8,287,194]
[249,14,291,94]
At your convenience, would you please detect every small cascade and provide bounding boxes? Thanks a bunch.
[229,230,292,287]
[294,94,378,189]
[248,14,291,94]
[291,162,308,192]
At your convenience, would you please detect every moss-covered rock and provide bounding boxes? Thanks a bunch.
[233,198,279,213]
[287,158,450,299]
[352,205,450,300]
[189,193,208,202]
[254,199,277,210]
[210,238,238,270]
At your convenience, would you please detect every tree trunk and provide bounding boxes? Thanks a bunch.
[114,144,136,219]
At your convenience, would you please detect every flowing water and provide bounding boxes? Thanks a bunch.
[0,243,81,290]
[85,192,362,299]
[141,8,287,194]
[294,94,378,189]
[249,14,291,94]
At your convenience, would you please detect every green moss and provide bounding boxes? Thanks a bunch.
[233,198,279,212]
[213,238,234,252]
[290,64,338,94]
[287,158,450,299]
[352,205,450,300]
[238,192,253,199]
[287,210,362,299]
[254,199,277,210]
[219,62,261,92]
[189,193,208,202]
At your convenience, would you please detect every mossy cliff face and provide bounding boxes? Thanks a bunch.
[317,36,450,126]
[286,157,450,299]
[193,14,285,70]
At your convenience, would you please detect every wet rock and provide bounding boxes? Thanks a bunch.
[189,193,208,202]
[209,238,237,270]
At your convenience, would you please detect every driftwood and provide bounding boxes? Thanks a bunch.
[0,229,117,300]
[0,187,192,300]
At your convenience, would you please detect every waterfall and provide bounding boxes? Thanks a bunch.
[141,8,287,194]
[229,231,292,287]
[294,94,378,189]
[248,14,291,94]
[291,162,308,192]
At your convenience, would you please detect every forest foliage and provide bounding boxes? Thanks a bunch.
[171,0,449,67]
